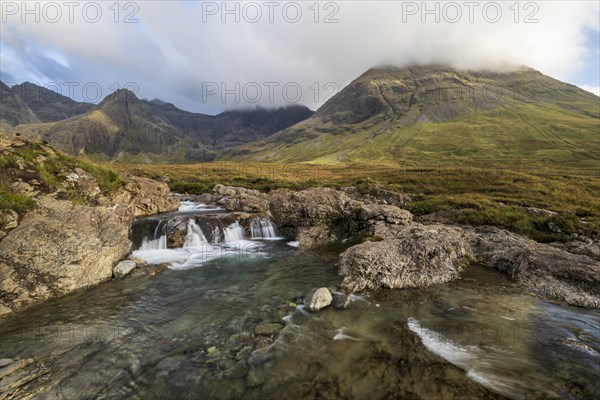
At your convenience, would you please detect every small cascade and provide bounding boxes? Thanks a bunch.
[211,225,222,244]
[250,217,277,239]
[184,219,208,247]
[223,221,245,243]
[140,235,167,250]
[139,219,167,250]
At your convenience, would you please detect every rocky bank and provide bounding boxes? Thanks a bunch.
[0,133,179,317]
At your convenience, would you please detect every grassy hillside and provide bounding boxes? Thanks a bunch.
[229,66,599,175]
[234,100,599,174]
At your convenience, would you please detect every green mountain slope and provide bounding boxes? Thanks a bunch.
[231,65,600,173]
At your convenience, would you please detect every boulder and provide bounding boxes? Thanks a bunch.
[166,217,187,248]
[339,224,472,292]
[295,226,342,249]
[305,287,333,311]
[0,196,132,316]
[113,260,137,279]
[268,188,351,228]
[119,174,180,218]
[66,168,101,197]
[213,185,269,213]
[354,203,413,226]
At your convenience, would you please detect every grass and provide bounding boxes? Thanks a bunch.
[1,140,125,215]
[0,182,35,213]
[234,100,600,176]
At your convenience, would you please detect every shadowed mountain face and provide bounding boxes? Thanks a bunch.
[11,82,94,122]
[1,82,41,128]
[234,65,599,171]
[9,87,313,162]
[0,82,93,128]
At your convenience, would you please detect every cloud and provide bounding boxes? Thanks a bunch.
[1,1,598,113]
[580,85,600,96]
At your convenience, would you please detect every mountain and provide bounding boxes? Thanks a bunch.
[234,65,600,172]
[11,88,313,162]
[11,82,94,121]
[1,81,39,128]
[0,81,93,128]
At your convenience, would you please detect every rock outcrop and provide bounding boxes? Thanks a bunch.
[0,133,179,317]
[338,223,600,308]
[0,196,132,315]
[339,224,471,292]
[471,226,600,308]
[214,184,269,214]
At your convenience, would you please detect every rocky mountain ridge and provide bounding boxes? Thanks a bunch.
[4,82,313,162]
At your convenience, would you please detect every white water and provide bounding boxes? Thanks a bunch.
[407,317,530,398]
[407,318,475,370]
[140,235,167,250]
[211,225,222,244]
[250,217,277,239]
[223,221,245,243]
[133,213,283,270]
[184,219,208,247]
[178,201,223,212]
[333,327,359,341]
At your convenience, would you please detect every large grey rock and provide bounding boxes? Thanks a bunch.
[295,226,342,249]
[113,174,179,219]
[339,224,472,292]
[470,226,600,308]
[0,196,133,316]
[113,260,137,279]
[305,287,333,311]
[341,186,412,208]
[269,187,351,228]
[213,184,269,213]
[338,222,600,308]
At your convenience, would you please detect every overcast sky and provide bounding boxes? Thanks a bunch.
[1,1,599,114]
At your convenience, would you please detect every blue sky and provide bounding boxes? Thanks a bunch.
[1,1,598,114]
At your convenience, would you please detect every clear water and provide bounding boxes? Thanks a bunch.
[1,216,599,399]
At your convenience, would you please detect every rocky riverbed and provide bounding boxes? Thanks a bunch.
[188,184,600,309]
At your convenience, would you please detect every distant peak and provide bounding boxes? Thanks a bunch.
[100,88,139,105]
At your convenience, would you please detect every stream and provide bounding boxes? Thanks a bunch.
[0,202,598,399]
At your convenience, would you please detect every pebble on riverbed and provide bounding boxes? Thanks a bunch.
[305,287,333,311]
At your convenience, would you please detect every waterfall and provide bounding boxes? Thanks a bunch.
[223,221,245,243]
[184,219,208,247]
[139,219,167,250]
[140,235,167,250]
[211,225,222,244]
[250,217,277,239]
